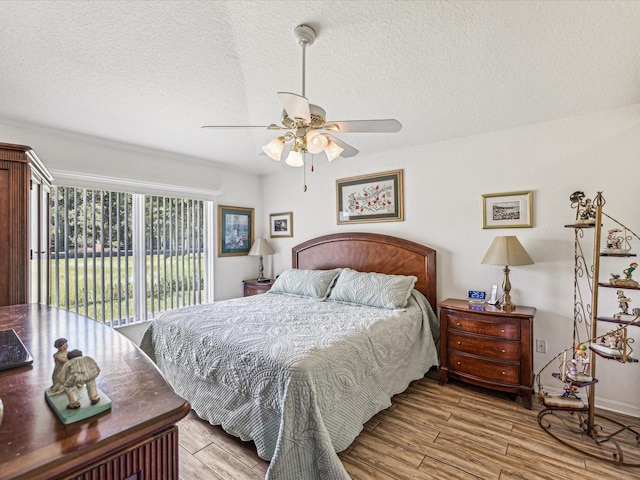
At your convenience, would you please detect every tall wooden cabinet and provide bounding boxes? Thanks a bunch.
[0,142,52,306]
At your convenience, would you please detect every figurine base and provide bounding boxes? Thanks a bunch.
[609,279,639,287]
[45,386,111,424]
[567,373,593,382]
[590,343,632,359]
[541,395,585,409]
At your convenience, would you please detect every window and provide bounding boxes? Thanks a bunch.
[50,185,214,326]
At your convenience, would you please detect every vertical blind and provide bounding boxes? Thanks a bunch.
[50,186,206,326]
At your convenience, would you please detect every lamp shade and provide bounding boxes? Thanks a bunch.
[306,130,329,154]
[285,149,304,167]
[481,236,534,266]
[262,137,285,161]
[324,140,344,162]
[249,238,274,257]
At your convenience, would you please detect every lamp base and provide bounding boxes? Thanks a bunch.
[257,277,271,283]
[501,303,517,312]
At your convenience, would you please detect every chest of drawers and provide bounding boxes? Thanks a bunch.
[438,298,536,409]
[243,278,274,296]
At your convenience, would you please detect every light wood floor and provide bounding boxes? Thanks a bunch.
[178,372,640,479]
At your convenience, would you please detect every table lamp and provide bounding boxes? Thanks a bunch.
[248,238,274,282]
[481,236,534,311]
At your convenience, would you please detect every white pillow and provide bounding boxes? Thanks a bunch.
[269,268,341,299]
[328,268,417,309]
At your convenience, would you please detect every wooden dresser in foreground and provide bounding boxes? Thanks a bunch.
[438,298,536,409]
[0,304,190,480]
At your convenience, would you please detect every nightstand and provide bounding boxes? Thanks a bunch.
[243,278,274,296]
[438,298,536,409]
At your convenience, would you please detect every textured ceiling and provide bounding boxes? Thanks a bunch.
[1,1,639,175]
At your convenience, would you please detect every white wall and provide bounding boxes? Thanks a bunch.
[3,104,640,414]
[0,120,263,301]
[261,104,640,415]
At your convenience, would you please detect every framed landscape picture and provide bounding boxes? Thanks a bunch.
[336,169,404,224]
[270,212,293,238]
[482,191,533,229]
[218,205,254,256]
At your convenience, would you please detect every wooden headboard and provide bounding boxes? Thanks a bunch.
[292,232,437,307]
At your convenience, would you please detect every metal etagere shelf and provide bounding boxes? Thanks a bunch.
[536,192,640,466]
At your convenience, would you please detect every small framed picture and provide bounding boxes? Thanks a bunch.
[270,212,293,238]
[336,169,404,224]
[218,205,254,256]
[482,191,533,229]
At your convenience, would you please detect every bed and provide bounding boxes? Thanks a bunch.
[139,232,438,480]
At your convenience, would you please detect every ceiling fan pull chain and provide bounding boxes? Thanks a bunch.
[303,155,308,192]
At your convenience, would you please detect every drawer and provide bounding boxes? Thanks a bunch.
[446,313,519,340]
[448,351,520,384]
[448,331,520,361]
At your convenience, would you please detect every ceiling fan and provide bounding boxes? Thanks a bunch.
[202,25,402,173]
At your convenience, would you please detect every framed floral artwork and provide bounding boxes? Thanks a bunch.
[482,191,533,229]
[217,205,254,256]
[270,212,293,238]
[336,169,404,224]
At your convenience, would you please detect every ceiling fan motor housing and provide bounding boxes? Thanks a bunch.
[281,104,326,129]
[294,25,316,46]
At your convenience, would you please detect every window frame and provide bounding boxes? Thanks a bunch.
[50,170,219,324]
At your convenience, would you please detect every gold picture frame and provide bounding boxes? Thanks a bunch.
[217,205,254,256]
[270,212,293,238]
[336,169,404,224]
[482,191,533,229]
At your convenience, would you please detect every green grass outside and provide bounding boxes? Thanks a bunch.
[50,253,204,323]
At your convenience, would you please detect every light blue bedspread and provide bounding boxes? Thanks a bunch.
[139,290,439,480]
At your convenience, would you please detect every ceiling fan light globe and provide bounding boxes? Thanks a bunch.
[285,150,304,167]
[325,141,344,162]
[262,137,285,161]
[305,130,329,154]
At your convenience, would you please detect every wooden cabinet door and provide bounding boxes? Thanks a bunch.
[0,143,51,306]
[0,158,29,306]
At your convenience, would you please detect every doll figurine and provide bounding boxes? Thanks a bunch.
[62,349,101,409]
[47,338,69,395]
[617,290,631,315]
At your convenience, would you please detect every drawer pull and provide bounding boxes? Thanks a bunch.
[456,322,462,327]
[501,371,506,375]
[457,361,461,365]
[457,341,461,345]
[501,349,506,353]
[500,329,505,333]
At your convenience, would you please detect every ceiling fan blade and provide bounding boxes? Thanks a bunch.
[323,119,402,133]
[277,92,311,122]
[201,124,282,130]
[324,134,359,158]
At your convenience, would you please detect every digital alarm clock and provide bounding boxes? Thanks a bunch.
[468,290,486,303]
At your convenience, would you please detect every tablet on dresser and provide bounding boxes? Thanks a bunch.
[0,329,33,371]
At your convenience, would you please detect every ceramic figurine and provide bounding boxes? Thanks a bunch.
[569,359,578,377]
[562,383,580,399]
[602,228,629,254]
[569,191,596,224]
[610,262,639,288]
[61,349,101,409]
[47,338,69,395]
[581,356,590,375]
[616,289,631,315]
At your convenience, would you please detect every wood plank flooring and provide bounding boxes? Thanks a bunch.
[178,371,640,479]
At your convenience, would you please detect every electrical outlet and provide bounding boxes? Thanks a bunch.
[535,339,547,354]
